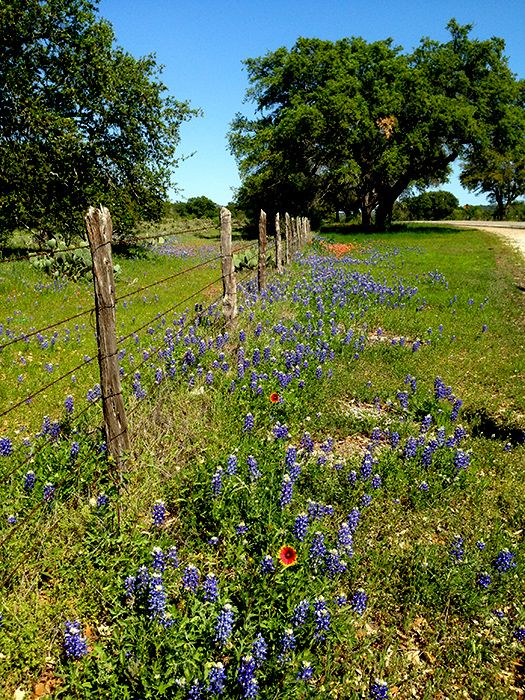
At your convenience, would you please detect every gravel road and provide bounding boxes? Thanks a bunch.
[432,220,525,259]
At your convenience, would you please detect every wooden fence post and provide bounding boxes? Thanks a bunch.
[275,212,283,274]
[285,213,291,264]
[85,206,130,470]
[220,207,237,323]
[258,209,267,292]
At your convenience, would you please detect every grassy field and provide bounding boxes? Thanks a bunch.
[0,224,524,699]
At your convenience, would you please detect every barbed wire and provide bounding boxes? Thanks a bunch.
[0,224,218,266]
[0,306,96,351]
[0,356,95,420]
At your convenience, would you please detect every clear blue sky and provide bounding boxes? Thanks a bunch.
[98,0,525,207]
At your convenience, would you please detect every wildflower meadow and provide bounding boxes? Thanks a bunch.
[0,224,524,699]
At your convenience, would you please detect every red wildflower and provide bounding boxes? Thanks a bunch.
[269,392,280,404]
[279,545,297,567]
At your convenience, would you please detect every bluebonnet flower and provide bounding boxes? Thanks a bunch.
[151,547,165,572]
[43,482,55,502]
[404,436,417,459]
[347,508,361,532]
[351,589,367,615]
[226,454,238,476]
[247,455,261,481]
[70,441,80,460]
[348,470,357,486]
[389,431,400,448]
[182,565,200,593]
[279,474,293,508]
[454,449,470,471]
[337,522,353,555]
[397,391,409,410]
[148,573,167,620]
[211,468,223,497]
[7,514,17,525]
[361,494,372,507]
[334,593,348,607]
[297,660,313,681]
[360,451,373,480]
[314,607,331,640]
[285,446,298,469]
[325,549,347,578]
[450,536,464,561]
[300,431,314,453]
[492,549,516,573]
[420,415,432,432]
[450,399,463,421]
[152,500,166,527]
[476,572,492,589]
[278,628,296,661]
[292,599,310,627]
[24,471,36,492]
[492,609,505,619]
[203,573,219,602]
[167,546,179,568]
[273,423,289,440]
[97,493,109,508]
[0,437,13,457]
[260,555,275,575]
[371,474,382,489]
[63,620,88,659]
[243,413,255,432]
[476,540,486,551]
[214,604,234,647]
[369,679,389,699]
[235,522,248,535]
[187,680,205,699]
[419,481,429,492]
[251,633,268,667]
[64,395,74,415]
[238,656,258,698]
[207,663,226,696]
[124,575,136,598]
[309,532,327,565]
[513,627,525,642]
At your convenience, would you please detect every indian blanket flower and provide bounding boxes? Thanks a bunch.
[279,545,297,567]
[214,604,234,647]
[269,392,280,403]
[63,620,88,659]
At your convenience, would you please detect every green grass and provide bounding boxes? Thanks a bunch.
[0,225,524,699]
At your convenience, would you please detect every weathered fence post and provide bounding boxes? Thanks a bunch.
[220,207,237,323]
[285,213,291,264]
[258,209,267,292]
[85,206,130,470]
[275,212,283,274]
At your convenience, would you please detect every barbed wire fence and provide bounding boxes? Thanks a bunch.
[0,206,311,588]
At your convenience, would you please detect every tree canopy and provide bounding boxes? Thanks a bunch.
[229,21,523,228]
[0,0,196,244]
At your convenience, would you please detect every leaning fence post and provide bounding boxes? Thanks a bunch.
[258,209,267,292]
[220,207,237,323]
[275,212,283,274]
[284,213,291,264]
[85,206,130,471]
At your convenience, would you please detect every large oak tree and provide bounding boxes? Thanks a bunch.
[0,0,196,244]
[229,21,521,228]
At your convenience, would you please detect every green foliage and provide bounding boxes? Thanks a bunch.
[397,190,460,221]
[229,21,522,230]
[29,238,92,281]
[0,0,197,247]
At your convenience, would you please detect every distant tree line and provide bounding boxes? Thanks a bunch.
[229,21,525,228]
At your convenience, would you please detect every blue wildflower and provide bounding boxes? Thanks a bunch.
[214,604,234,647]
[63,620,88,659]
